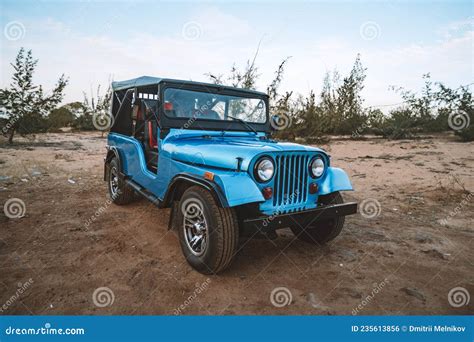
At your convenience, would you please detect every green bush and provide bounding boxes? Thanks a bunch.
[16,112,50,135]
[454,110,474,142]
[72,113,95,131]
[48,105,75,129]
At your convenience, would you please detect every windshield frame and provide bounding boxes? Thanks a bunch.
[159,81,270,133]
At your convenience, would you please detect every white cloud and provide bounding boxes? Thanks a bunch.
[191,6,252,41]
[437,16,473,40]
[268,21,473,109]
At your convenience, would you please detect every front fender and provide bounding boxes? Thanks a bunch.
[213,172,265,207]
[319,167,354,195]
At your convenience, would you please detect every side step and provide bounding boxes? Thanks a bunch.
[125,178,161,207]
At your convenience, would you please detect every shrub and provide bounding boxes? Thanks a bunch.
[48,104,76,129]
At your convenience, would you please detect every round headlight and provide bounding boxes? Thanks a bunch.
[255,158,274,182]
[310,157,325,178]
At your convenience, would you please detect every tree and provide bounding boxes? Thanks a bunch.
[386,75,473,140]
[75,84,112,133]
[205,44,291,105]
[48,102,80,129]
[319,70,340,133]
[0,48,68,143]
[437,83,473,141]
[206,44,262,90]
[205,48,293,137]
[334,54,367,134]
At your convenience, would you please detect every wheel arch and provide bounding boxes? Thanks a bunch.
[104,146,122,181]
[164,174,229,231]
[163,173,229,208]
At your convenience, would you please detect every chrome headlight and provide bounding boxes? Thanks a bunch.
[254,157,274,183]
[310,157,325,178]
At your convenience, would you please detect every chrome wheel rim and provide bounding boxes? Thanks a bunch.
[182,199,208,256]
[109,166,119,198]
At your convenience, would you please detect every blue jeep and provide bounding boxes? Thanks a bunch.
[104,76,357,274]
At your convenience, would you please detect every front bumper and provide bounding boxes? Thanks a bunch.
[242,202,357,233]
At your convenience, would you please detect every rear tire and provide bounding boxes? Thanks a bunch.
[107,157,135,205]
[290,191,345,245]
[177,186,239,274]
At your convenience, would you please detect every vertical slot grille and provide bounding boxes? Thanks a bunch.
[273,153,310,208]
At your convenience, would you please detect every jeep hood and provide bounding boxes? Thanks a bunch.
[163,130,325,171]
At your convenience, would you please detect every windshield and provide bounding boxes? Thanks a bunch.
[163,88,267,124]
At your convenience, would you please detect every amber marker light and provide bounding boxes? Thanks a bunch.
[204,171,215,181]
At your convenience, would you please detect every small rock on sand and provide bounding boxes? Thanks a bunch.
[400,287,426,302]
[307,293,331,311]
[338,249,357,262]
[421,248,449,260]
[415,232,433,244]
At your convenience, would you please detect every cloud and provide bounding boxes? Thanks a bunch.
[271,20,473,109]
[190,6,252,41]
[1,10,472,110]
[437,16,473,40]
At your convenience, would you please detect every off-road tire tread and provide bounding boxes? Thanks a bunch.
[180,186,238,274]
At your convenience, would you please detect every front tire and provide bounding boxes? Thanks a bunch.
[291,191,345,245]
[177,186,239,274]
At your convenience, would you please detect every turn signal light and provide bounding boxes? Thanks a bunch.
[204,171,215,181]
[262,187,273,200]
[309,183,318,194]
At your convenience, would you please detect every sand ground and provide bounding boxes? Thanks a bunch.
[0,132,473,315]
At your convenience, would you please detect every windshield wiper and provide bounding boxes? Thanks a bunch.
[227,115,258,135]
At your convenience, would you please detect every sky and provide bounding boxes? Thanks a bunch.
[0,0,473,111]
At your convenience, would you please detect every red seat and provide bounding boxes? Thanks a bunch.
[148,121,158,149]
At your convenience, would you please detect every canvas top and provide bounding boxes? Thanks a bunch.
[111,75,267,96]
